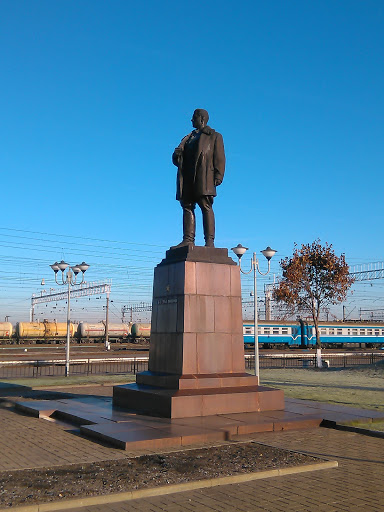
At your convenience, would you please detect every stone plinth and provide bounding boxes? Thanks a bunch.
[113,246,284,418]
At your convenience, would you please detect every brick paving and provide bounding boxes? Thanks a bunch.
[64,428,384,512]
[0,402,237,471]
[0,405,127,470]
[1,385,384,511]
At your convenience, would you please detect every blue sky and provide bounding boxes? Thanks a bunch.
[1,1,383,323]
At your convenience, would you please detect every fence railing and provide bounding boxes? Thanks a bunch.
[0,352,383,379]
[245,352,384,369]
[0,358,149,379]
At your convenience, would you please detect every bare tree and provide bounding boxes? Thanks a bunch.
[273,240,354,367]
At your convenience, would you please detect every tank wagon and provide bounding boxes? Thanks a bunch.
[9,321,132,344]
[16,321,76,344]
[130,323,151,341]
[77,322,131,342]
[0,322,13,342]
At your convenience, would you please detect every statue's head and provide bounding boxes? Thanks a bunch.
[192,109,209,130]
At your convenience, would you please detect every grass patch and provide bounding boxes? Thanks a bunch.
[256,366,384,411]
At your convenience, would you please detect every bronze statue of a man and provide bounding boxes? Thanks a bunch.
[172,109,225,249]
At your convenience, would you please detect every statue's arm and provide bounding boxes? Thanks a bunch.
[172,147,182,167]
[172,134,189,167]
[213,133,225,185]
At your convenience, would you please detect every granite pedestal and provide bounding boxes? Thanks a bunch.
[113,246,284,418]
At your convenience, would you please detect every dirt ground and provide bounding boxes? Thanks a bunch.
[0,442,320,508]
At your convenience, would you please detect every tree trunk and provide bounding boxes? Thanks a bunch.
[313,318,322,368]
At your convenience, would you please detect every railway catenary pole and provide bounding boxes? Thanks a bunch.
[121,303,152,324]
[231,245,277,381]
[50,261,90,377]
[264,283,274,321]
[105,290,110,351]
[349,262,384,281]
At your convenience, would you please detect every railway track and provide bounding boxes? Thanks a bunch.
[0,344,382,361]
[0,343,149,361]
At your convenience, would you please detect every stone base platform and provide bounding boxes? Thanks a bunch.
[113,376,284,418]
[15,396,322,451]
[136,371,259,390]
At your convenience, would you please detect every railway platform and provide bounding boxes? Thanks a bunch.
[0,383,383,511]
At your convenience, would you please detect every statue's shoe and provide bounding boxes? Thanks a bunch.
[170,240,195,250]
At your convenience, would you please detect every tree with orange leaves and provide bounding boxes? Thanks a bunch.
[273,240,354,367]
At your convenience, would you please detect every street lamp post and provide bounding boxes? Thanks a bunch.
[231,245,276,380]
[50,260,90,377]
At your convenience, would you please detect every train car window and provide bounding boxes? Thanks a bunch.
[282,328,288,334]
[375,329,380,336]
[359,329,366,335]
[320,328,327,335]
[381,329,384,335]
[264,328,270,334]
[245,328,252,334]
[273,327,279,334]
[367,329,372,335]
[329,328,335,335]
[352,329,358,335]
[337,328,342,335]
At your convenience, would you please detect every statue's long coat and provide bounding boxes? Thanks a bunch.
[173,126,225,200]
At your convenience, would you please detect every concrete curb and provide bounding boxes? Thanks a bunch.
[331,423,384,439]
[321,419,384,438]
[0,460,338,512]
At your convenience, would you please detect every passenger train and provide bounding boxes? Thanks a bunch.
[0,319,383,348]
[243,320,384,348]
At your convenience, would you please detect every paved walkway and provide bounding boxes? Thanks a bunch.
[66,429,384,512]
[1,385,384,511]
[0,404,127,471]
